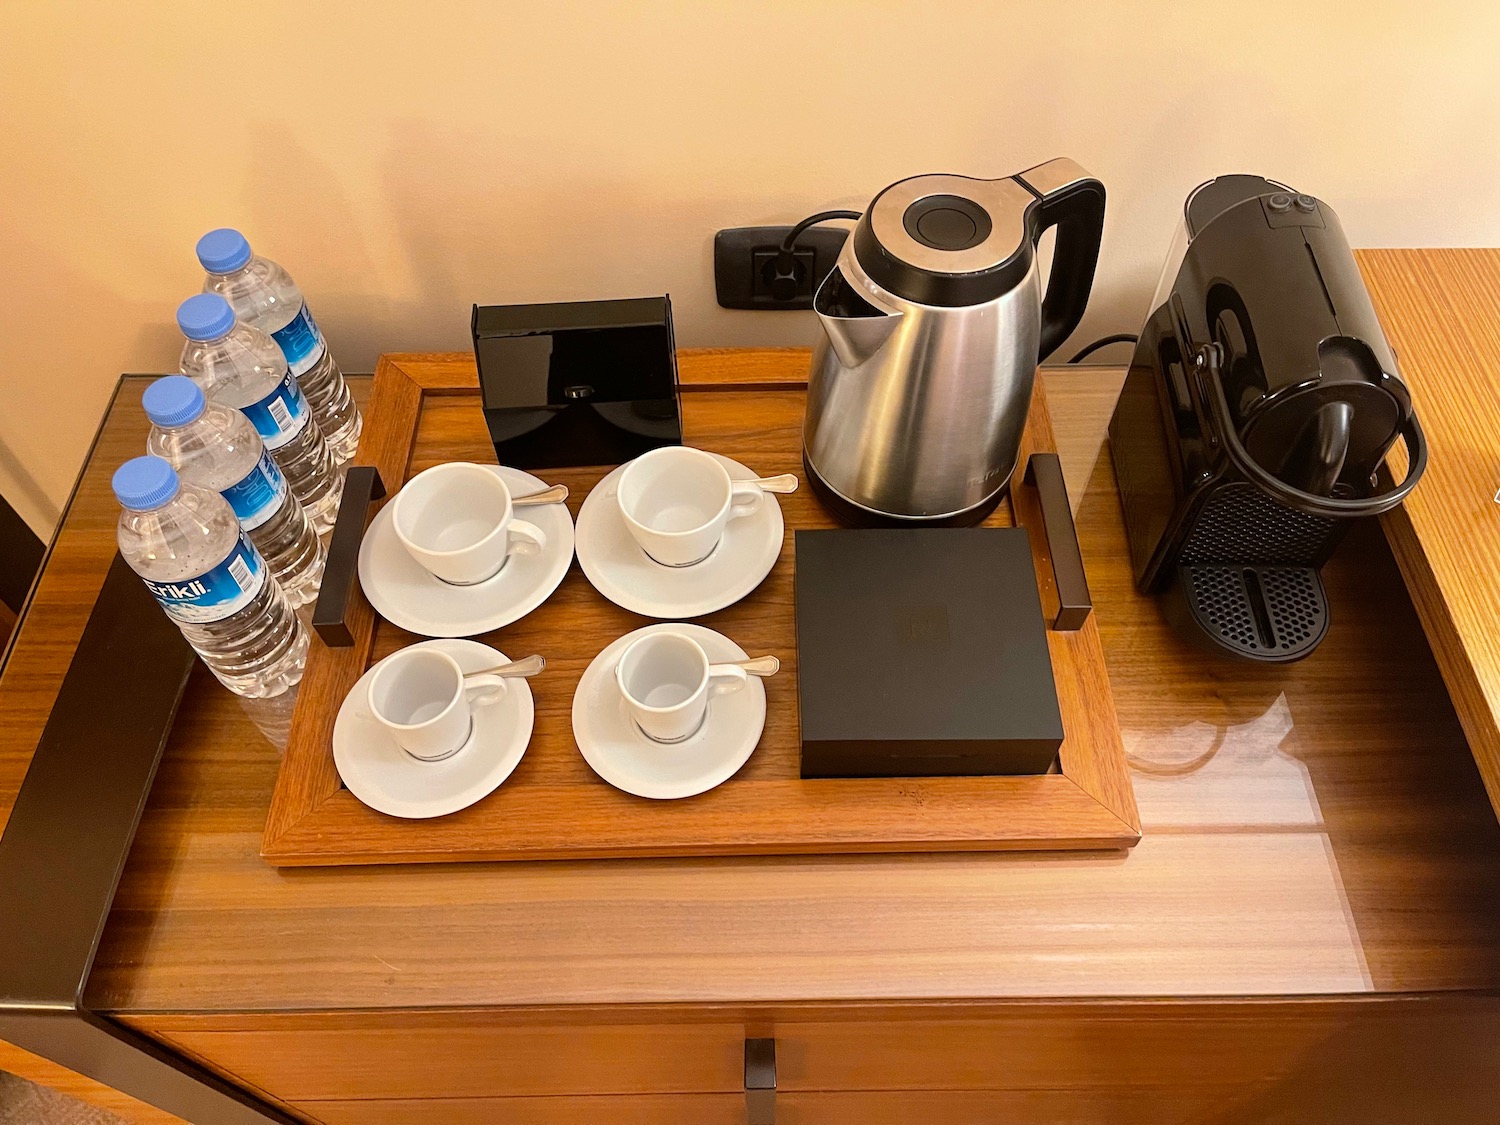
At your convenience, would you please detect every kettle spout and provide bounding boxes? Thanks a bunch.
[813,265,903,368]
[820,310,903,368]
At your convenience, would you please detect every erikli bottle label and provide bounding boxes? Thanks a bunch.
[143,536,266,624]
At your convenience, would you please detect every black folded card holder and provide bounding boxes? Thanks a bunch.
[472,296,682,469]
[795,528,1064,778]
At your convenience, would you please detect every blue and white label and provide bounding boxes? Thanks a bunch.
[240,370,310,450]
[270,302,328,378]
[143,536,266,625]
[221,450,288,532]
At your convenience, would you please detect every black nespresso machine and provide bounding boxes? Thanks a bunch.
[1109,175,1427,662]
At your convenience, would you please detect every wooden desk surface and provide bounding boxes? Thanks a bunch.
[3,352,1500,1018]
[1358,250,1500,823]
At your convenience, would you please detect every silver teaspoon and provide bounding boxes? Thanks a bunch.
[512,484,569,507]
[748,474,798,494]
[727,655,780,677]
[463,654,546,679]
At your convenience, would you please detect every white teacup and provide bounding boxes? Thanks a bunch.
[392,462,546,586]
[615,631,749,744]
[367,647,508,761]
[617,447,764,567]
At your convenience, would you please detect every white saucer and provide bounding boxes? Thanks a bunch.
[358,464,574,637]
[334,638,534,819]
[575,453,785,619]
[572,623,766,800]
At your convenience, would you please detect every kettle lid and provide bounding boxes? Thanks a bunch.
[854,160,1090,307]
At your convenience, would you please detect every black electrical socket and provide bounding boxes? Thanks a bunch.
[753,246,816,303]
[714,225,851,310]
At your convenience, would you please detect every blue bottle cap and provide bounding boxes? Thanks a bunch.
[177,293,236,341]
[112,456,181,511]
[142,376,207,428]
[196,228,253,273]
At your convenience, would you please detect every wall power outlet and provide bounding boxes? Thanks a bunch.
[713,225,850,310]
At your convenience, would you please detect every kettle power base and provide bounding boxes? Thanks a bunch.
[803,452,1008,529]
[1170,564,1329,663]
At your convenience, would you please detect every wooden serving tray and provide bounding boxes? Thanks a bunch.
[262,349,1139,865]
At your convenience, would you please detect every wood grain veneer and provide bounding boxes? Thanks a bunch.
[261,350,1138,864]
[1357,249,1500,825]
[0,1039,188,1125]
[0,602,17,653]
[289,1082,1500,1125]
[294,1090,1228,1125]
[298,1094,740,1125]
[128,997,1500,1123]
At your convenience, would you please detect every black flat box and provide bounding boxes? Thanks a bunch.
[795,529,1063,778]
[472,296,682,470]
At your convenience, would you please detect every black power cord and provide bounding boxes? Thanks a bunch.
[764,210,863,301]
[1067,333,1138,363]
[781,209,862,253]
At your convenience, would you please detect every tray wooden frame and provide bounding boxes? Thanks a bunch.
[262,349,1139,865]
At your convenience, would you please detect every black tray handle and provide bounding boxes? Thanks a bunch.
[1023,452,1093,631]
[312,466,386,647]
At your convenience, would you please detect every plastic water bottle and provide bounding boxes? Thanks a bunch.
[197,228,362,463]
[143,376,326,607]
[177,294,342,534]
[113,456,308,698]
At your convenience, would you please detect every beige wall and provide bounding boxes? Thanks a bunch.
[2,1,1497,535]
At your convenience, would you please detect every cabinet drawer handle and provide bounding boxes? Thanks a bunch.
[744,1037,776,1125]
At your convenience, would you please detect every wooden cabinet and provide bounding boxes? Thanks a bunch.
[287,1090,1253,1125]
[301,1094,742,1125]
[7,329,1500,1124]
[131,996,1500,1125]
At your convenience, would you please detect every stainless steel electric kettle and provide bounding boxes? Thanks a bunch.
[803,158,1106,525]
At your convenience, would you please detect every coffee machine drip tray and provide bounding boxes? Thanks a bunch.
[1173,565,1329,662]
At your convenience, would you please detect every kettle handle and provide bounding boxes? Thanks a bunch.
[1018,161,1106,362]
